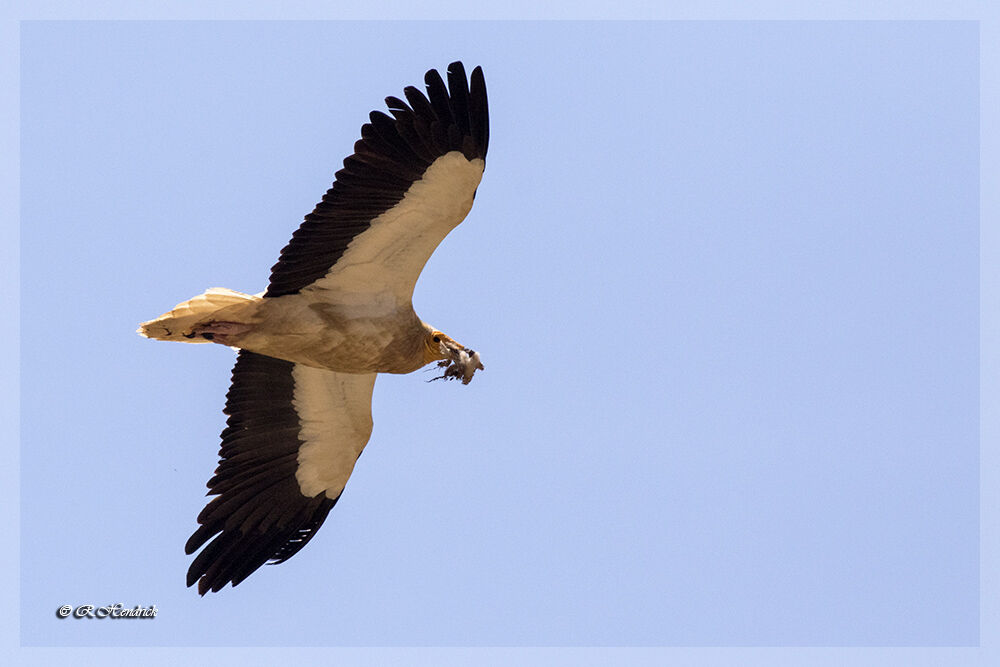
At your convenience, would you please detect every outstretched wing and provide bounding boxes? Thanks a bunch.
[265,61,490,305]
[185,351,376,594]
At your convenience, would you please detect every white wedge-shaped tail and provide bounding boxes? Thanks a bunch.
[138,287,261,343]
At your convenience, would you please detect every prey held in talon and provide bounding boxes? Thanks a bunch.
[138,61,490,595]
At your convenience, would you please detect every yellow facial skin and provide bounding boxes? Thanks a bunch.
[422,330,462,365]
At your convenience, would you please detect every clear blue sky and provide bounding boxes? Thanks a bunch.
[9,12,995,667]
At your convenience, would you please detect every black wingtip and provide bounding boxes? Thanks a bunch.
[264,62,488,297]
[429,61,487,160]
[469,65,489,159]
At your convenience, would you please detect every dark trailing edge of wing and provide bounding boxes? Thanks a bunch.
[264,62,489,298]
[185,351,339,595]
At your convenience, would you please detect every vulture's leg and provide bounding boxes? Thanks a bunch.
[183,321,252,345]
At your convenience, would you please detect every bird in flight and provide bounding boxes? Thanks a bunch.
[139,62,489,595]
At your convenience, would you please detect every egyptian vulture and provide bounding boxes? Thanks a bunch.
[139,62,488,594]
